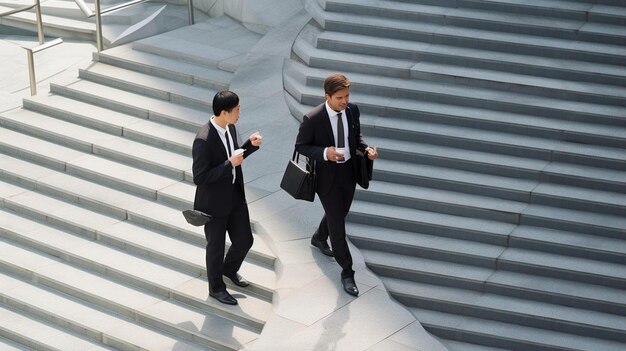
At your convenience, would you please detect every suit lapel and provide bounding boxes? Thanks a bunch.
[345,105,355,151]
[209,122,229,159]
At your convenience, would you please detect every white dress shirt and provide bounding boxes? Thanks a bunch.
[211,117,236,183]
[323,101,351,163]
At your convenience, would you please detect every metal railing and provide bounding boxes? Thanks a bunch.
[0,0,64,95]
[74,0,195,52]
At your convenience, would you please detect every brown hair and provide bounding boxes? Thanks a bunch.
[324,73,350,96]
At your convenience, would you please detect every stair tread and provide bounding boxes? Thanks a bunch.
[82,62,217,105]
[0,210,273,324]
[0,109,191,175]
[0,4,93,32]
[363,180,529,214]
[289,61,626,120]
[409,306,626,351]
[360,113,626,163]
[324,7,626,55]
[522,204,626,234]
[0,337,30,351]
[387,279,626,332]
[350,200,517,237]
[0,162,275,264]
[347,223,505,259]
[0,241,259,349]
[0,273,207,351]
[0,307,112,351]
[317,30,626,80]
[511,225,626,259]
[532,182,626,209]
[53,78,210,130]
[99,44,234,86]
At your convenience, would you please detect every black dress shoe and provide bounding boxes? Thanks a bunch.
[311,237,334,257]
[225,273,249,287]
[209,290,238,305]
[341,276,359,297]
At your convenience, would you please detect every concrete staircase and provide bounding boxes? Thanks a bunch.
[284,0,626,350]
[0,16,274,350]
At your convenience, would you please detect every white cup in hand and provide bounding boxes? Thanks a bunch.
[234,148,245,156]
[335,147,345,156]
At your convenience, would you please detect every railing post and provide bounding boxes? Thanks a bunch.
[187,0,194,25]
[26,48,37,96]
[94,0,103,52]
[34,0,44,44]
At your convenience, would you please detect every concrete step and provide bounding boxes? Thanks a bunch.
[347,222,504,269]
[387,279,626,342]
[443,339,510,351]
[349,199,516,246]
[325,0,626,45]
[23,94,197,156]
[94,44,233,90]
[78,62,216,111]
[285,61,626,128]
[316,30,626,86]
[312,3,626,65]
[0,238,260,351]
[0,208,273,330]
[0,305,113,351]
[0,4,93,41]
[0,273,208,351]
[357,113,626,171]
[530,183,626,217]
[362,250,626,316]
[285,84,626,148]
[50,76,209,133]
[0,337,30,351]
[355,180,528,223]
[409,305,626,351]
[0,161,275,270]
[0,110,191,179]
[130,19,262,73]
[410,61,626,107]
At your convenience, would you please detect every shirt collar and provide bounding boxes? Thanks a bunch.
[210,116,228,134]
[325,101,344,118]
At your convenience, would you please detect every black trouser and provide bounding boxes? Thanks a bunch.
[314,160,356,279]
[203,181,253,293]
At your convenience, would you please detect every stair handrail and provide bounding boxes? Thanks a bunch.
[0,0,64,95]
[73,0,195,52]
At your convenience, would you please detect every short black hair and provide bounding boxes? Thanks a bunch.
[212,90,239,116]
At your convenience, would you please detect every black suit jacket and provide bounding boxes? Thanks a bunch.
[192,122,258,217]
[295,102,367,195]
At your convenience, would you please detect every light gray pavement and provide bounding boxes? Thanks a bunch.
[0,11,448,351]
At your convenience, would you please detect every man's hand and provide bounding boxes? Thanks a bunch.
[250,131,263,147]
[229,153,244,167]
[365,146,378,160]
[326,146,345,162]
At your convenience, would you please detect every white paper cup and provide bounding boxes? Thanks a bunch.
[234,148,245,156]
[335,147,345,156]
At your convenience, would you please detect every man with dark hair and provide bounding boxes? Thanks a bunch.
[295,73,378,296]
[192,90,263,305]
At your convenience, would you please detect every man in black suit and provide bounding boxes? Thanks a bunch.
[295,73,378,296]
[192,91,263,305]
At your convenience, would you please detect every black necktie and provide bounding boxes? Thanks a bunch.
[336,113,345,148]
[225,130,232,157]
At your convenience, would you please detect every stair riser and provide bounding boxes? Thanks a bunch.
[410,70,626,108]
[325,20,626,65]
[484,283,626,317]
[540,172,626,195]
[352,237,497,269]
[0,321,57,351]
[400,295,626,342]
[132,42,222,72]
[317,38,626,87]
[520,214,626,241]
[367,264,487,292]
[306,55,411,79]
[498,260,626,290]
[0,18,94,41]
[0,295,141,351]
[354,190,521,224]
[457,0,588,22]
[415,316,581,351]
[347,212,508,246]
[530,194,626,217]
[510,237,626,266]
